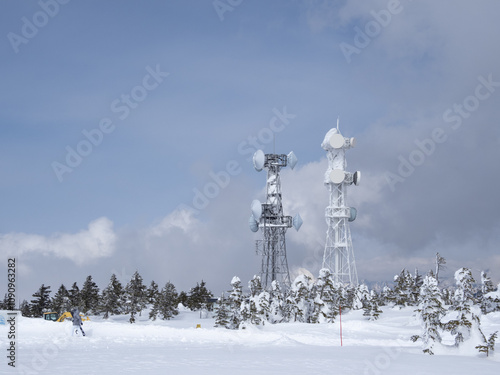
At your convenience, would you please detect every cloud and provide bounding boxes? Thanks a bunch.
[0,217,116,266]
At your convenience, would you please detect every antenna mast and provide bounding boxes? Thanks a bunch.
[249,149,302,289]
[321,123,360,286]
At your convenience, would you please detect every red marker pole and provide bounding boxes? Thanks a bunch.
[339,305,343,347]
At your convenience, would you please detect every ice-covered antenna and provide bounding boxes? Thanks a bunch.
[249,148,302,289]
[321,122,360,286]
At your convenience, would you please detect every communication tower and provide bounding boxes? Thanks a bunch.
[322,121,360,285]
[249,149,303,289]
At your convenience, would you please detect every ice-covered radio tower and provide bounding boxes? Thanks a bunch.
[248,149,303,289]
[322,120,360,286]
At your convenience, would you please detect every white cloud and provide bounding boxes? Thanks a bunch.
[0,217,116,266]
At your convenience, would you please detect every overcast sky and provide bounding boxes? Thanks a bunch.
[1,0,500,302]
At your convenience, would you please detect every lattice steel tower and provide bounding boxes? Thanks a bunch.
[249,150,302,289]
[322,122,360,286]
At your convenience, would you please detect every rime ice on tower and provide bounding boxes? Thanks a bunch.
[322,122,360,286]
[249,149,303,289]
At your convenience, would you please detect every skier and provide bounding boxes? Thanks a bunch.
[71,308,86,336]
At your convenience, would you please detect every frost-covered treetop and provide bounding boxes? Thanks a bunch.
[454,268,475,287]
[318,268,332,279]
[231,276,241,285]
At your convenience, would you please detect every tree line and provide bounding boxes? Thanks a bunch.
[0,271,213,323]
[213,267,499,356]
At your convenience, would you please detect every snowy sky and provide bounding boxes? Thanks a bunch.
[1,0,500,301]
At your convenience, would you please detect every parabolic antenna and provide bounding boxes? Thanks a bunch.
[251,199,262,220]
[292,213,303,231]
[353,171,361,186]
[329,169,345,184]
[350,137,356,147]
[329,133,345,149]
[287,151,298,170]
[253,149,265,172]
[348,207,357,222]
[249,216,259,232]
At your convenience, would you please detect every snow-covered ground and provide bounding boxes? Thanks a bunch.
[2,307,499,374]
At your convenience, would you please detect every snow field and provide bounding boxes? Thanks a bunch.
[1,308,499,374]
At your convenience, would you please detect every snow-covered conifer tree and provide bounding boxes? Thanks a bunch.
[412,268,423,304]
[481,283,500,314]
[315,269,339,323]
[288,274,313,323]
[381,284,395,306]
[101,274,125,319]
[413,274,446,354]
[446,268,476,346]
[30,284,52,317]
[81,275,100,315]
[19,300,31,317]
[269,280,286,323]
[353,283,369,310]
[256,290,270,324]
[393,269,414,307]
[51,284,70,315]
[479,272,498,314]
[475,324,497,357]
[147,281,160,305]
[186,280,213,311]
[155,281,179,320]
[228,276,243,329]
[214,293,231,328]
[247,275,265,325]
[363,290,382,321]
[68,282,81,309]
[125,271,147,323]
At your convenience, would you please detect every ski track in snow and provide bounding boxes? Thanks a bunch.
[1,308,499,374]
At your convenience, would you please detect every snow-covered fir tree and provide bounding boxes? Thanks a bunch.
[2,292,15,310]
[412,268,423,304]
[481,283,500,314]
[177,291,188,308]
[151,281,179,320]
[68,282,81,309]
[147,280,160,305]
[380,284,394,306]
[446,268,477,346]
[353,283,370,310]
[19,300,31,317]
[363,290,382,321]
[30,284,52,317]
[475,324,497,357]
[81,275,100,315]
[479,272,498,314]
[256,290,270,324]
[481,271,495,296]
[288,274,313,323]
[246,275,269,325]
[413,274,446,355]
[125,271,147,323]
[345,285,357,310]
[101,274,125,319]
[228,276,243,329]
[314,269,339,323]
[268,280,286,323]
[186,280,213,311]
[310,292,325,324]
[214,293,231,328]
[393,269,415,307]
[51,284,70,315]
